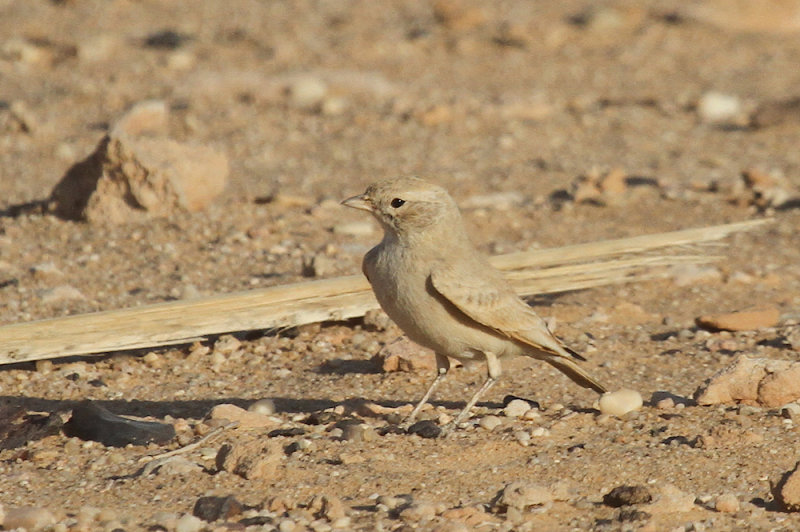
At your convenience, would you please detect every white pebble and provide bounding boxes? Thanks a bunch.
[479,415,502,431]
[598,389,643,417]
[697,91,741,123]
[503,399,531,418]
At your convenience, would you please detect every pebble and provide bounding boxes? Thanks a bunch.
[340,422,377,442]
[642,484,696,514]
[175,513,205,532]
[598,389,643,417]
[781,402,800,422]
[530,426,550,437]
[714,493,740,513]
[503,399,531,418]
[697,91,742,124]
[208,403,277,429]
[399,501,445,522]
[377,337,436,373]
[193,495,244,522]
[249,398,277,415]
[695,355,800,407]
[2,507,57,531]
[696,307,780,332]
[216,438,283,479]
[495,481,553,511]
[513,430,531,446]
[288,76,328,110]
[603,485,653,507]
[774,460,800,511]
[63,400,175,447]
[478,415,502,432]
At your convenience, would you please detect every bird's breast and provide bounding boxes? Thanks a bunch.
[364,243,519,359]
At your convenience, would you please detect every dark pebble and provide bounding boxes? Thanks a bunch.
[193,495,244,522]
[63,400,175,447]
[603,485,653,507]
[407,420,441,439]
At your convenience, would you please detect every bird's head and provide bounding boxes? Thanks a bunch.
[342,177,461,239]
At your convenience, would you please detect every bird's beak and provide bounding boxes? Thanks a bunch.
[341,193,373,212]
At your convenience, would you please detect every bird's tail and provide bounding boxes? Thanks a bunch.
[543,356,607,394]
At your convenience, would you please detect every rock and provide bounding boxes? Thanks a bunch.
[598,389,643,417]
[714,493,740,513]
[151,456,203,476]
[494,481,553,512]
[175,513,205,532]
[694,355,800,407]
[641,484,696,514]
[249,399,276,416]
[774,461,800,511]
[781,402,800,422]
[308,494,347,521]
[339,421,377,442]
[287,76,328,110]
[478,415,502,432]
[399,501,445,522]
[697,91,742,124]
[502,399,531,418]
[193,495,244,522]
[407,420,441,439]
[216,438,283,479]
[49,107,228,224]
[377,337,436,373]
[212,334,242,355]
[111,100,168,137]
[63,400,175,447]
[696,307,780,332]
[603,485,653,507]
[2,507,57,531]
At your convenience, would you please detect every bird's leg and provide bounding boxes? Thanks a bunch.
[441,351,501,437]
[403,352,450,426]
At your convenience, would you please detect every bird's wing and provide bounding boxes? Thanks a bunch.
[429,260,581,361]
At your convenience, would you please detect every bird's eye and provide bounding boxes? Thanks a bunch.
[390,198,405,208]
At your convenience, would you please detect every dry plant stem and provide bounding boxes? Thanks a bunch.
[0,220,768,366]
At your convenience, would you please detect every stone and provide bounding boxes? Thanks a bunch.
[216,438,283,480]
[2,507,57,531]
[697,91,742,124]
[598,389,643,417]
[714,493,740,513]
[696,308,780,332]
[774,461,800,512]
[308,494,347,521]
[399,501,445,522]
[377,337,436,373]
[49,108,228,224]
[641,484,696,514]
[603,485,653,507]
[503,399,531,418]
[63,400,175,447]
[193,495,244,522]
[407,420,441,438]
[111,100,168,137]
[175,513,205,532]
[495,481,552,512]
[249,399,276,416]
[694,356,800,407]
[288,76,328,110]
[478,415,502,432]
[207,403,278,429]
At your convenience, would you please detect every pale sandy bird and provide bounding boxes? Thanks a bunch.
[343,177,607,434]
